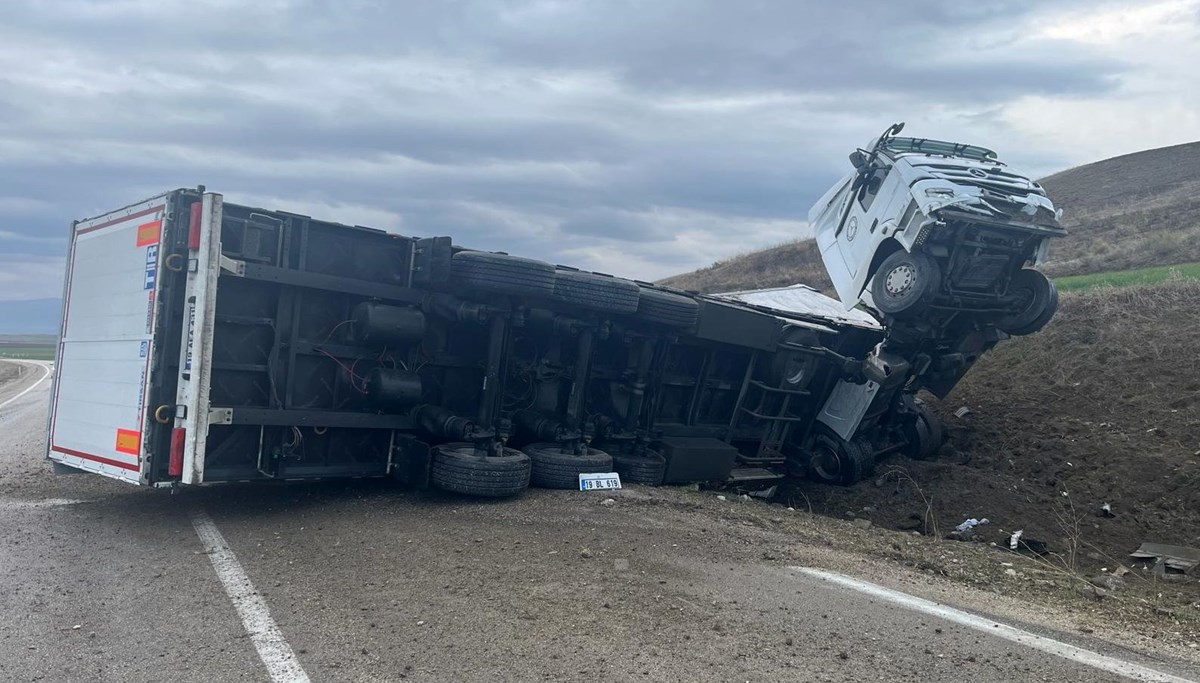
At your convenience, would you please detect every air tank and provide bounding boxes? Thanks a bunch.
[351,302,426,347]
[366,368,424,409]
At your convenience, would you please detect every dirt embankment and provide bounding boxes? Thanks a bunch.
[788,280,1200,575]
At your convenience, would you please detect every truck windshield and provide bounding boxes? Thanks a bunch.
[884,137,997,162]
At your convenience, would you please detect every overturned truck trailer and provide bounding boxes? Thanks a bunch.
[47,188,935,495]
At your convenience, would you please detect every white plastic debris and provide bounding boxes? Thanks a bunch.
[954,518,990,533]
[1009,529,1024,550]
[954,406,971,418]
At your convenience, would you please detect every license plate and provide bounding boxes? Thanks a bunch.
[579,472,622,491]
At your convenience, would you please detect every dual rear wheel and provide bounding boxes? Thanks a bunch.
[869,251,1057,336]
[431,442,667,497]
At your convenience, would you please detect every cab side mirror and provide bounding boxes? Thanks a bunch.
[849,150,867,169]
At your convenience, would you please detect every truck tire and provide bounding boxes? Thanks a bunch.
[431,442,531,497]
[612,450,666,485]
[806,427,870,486]
[524,443,614,489]
[996,269,1057,336]
[450,251,556,298]
[903,402,943,461]
[869,250,940,318]
[635,288,699,328]
[852,437,877,478]
[552,270,641,314]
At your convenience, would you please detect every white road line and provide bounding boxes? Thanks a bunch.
[191,509,312,683]
[792,567,1196,683]
[0,361,50,411]
[0,498,88,510]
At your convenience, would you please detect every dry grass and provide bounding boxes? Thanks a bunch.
[657,239,833,294]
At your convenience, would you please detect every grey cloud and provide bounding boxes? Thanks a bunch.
[0,0,1179,296]
[558,208,670,243]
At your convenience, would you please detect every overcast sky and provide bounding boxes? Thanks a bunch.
[2,0,1199,302]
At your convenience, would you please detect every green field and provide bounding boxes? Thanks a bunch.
[0,345,56,360]
[1054,262,1200,292]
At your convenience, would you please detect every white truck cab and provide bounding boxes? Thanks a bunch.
[810,123,1067,336]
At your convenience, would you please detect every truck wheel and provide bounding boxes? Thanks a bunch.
[450,251,556,298]
[524,443,614,489]
[612,450,666,485]
[806,428,870,486]
[852,437,878,478]
[552,270,641,314]
[635,288,699,328]
[869,250,940,318]
[996,269,1057,336]
[903,402,943,461]
[431,442,532,497]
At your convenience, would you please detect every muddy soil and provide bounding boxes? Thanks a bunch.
[785,281,1200,577]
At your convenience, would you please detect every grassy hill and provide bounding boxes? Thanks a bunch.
[660,140,1200,293]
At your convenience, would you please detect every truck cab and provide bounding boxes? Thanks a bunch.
[810,124,1067,336]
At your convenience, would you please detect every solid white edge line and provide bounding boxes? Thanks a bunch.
[792,567,1196,683]
[191,509,312,683]
[0,360,50,411]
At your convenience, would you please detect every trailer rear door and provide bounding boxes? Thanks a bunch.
[47,194,176,483]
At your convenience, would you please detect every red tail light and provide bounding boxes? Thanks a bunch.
[169,427,186,477]
[187,202,203,251]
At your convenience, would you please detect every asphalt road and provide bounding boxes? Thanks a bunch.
[1,360,1197,683]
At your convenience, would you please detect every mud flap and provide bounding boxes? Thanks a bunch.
[389,434,432,488]
[815,380,880,442]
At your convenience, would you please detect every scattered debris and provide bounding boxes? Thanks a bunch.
[954,406,971,418]
[600,498,616,508]
[716,495,727,502]
[1100,503,1115,518]
[1130,543,1200,575]
[580,548,593,559]
[747,485,778,499]
[1009,530,1049,555]
[954,518,989,533]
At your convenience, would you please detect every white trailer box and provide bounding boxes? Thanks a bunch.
[48,190,220,485]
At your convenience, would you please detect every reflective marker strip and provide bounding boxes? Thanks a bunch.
[169,427,186,477]
[188,201,203,251]
[136,219,162,247]
[114,428,141,455]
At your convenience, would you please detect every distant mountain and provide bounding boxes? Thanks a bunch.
[661,140,1200,292]
[0,298,62,334]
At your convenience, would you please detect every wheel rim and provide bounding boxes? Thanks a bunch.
[811,442,843,482]
[1011,286,1037,317]
[884,264,915,296]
